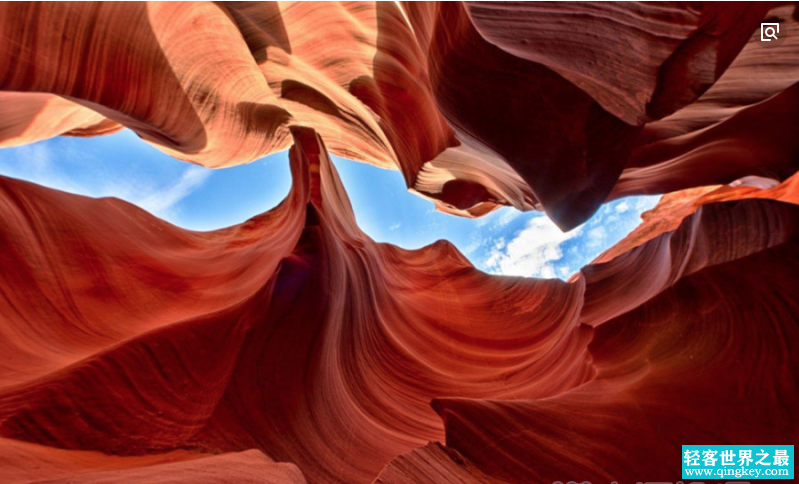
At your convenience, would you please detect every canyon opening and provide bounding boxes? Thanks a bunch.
[0,2,797,484]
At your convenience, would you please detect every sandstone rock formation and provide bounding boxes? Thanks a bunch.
[2,2,797,228]
[1,2,798,483]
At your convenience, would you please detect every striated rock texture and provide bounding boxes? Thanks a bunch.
[1,2,798,483]
[2,2,798,229]
[0,129,592,482]
[1,127,798,483]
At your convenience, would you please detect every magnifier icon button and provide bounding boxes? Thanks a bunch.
[761,22,780,41]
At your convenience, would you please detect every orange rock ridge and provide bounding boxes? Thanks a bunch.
[2,2,797,228]
[0,2,798,483]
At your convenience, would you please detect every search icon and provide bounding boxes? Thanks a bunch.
[761,22,779,41]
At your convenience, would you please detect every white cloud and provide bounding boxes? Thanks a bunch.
[133,166,211,218]
[615,201,630,213]
[482,215,581,279]
[26,143,51,174]
[476,206,522,229]
[389,222,401,231]
[585,226,607,248]
[461,238,482,255]
[2,143,82,194]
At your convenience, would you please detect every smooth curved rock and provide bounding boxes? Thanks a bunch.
[380,172,799,482]
[0,93,121,149]
[0,129,592,483]
[467,2,768,124]
[374,442,503,484]
[2,2,795,228]
[0,443,306,484]
[430,233,799,482]
[1,3,798,483]
[2,127,798,482]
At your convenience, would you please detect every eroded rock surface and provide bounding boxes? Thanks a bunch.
[2,2,797,228]
[1,2,798,483]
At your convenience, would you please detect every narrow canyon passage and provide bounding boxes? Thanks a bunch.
[0,2,797,483]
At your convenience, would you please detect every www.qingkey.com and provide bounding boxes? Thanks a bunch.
[552,480,767,483]
[685,466,791,479]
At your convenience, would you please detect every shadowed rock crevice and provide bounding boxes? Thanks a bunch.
[1,3,798,483]
[2,2,796,227]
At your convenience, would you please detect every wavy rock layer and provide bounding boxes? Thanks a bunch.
[2,2,797,228]
[2,128,798,483]
[424,199,799,483]
[1,2,798,483]
[0,441,306,484]
[0,130,591,483]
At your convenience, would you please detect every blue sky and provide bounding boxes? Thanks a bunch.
[0,130,659,280]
